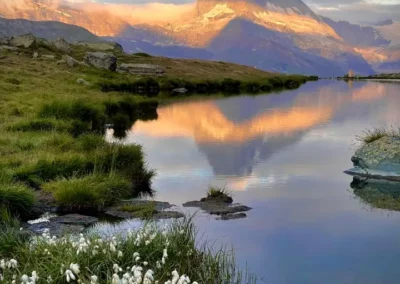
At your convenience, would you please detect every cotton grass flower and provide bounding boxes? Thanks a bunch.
[70,263,80,275]
[90,275,98,284]
[65,269,75,282]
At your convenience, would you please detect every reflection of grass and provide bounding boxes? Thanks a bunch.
[356,127,400,145]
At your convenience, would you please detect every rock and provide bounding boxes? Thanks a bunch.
[218,213,247,220]
[9,34,36,48]
[172,88,188,93]
[42,55,55,60]
[77,41,123,52]
[0,45,18,51]
[84,52,117,71]
[0,37,10,45]
[53,37,71,53]
[62,55,81,67]
[345,136,400,182]
[50,214,98,226]
[57,60,66,65]
[105,200,184,220]
[77,78,90,85]
[117,63,164,75]
[183,194,251,218]
[33,52,39,58]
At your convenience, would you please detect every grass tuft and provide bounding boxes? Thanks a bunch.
[207,186,232,198]
[356,127,400,145]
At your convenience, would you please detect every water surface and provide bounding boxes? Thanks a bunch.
[107,80,400,283]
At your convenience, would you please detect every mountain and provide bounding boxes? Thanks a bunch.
[0,16,100,42]
[0,0,376,76]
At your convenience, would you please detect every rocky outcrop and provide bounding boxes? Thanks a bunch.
[0,45,18,51]
[84,52,117,71]
[345,136,400,182]
[9,33,36,48]
[0,37,9,45]
[183,194,251,220]
[117,63,164,75]
[53,37,71,53]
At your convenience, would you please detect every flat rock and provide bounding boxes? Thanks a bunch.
[50,214,98,226]
[117,63,164,75]
[346,136,400,182]
[84,52,117,71]
[0,45,18,51]
[9,34,36,48]
[217,213,247,220]
[105,200,184,220]
[183,195,251,217]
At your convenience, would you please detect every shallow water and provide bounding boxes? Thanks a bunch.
[106,80,400,283]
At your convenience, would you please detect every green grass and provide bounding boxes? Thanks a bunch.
[0,183,35,218]
[356,127,400,145]
[0,216,256,283]
[207,186,232,198]
[43,174,132,211]
[119,202,157,218]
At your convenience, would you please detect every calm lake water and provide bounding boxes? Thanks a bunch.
[107,80,400,283]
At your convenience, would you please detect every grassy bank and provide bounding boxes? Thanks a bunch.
[0,39,313,219]
[0,213,256,283]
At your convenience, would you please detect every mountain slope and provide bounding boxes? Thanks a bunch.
[0,16,100,42]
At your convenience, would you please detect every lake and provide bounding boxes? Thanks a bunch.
[106,80,400,283]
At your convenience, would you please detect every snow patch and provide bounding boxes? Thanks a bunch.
[202,4,235,19]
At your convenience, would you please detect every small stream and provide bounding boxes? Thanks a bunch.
[101,80,400,283]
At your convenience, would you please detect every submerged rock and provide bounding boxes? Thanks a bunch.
[50,214,98,226]
[84,52,117,71]
[345,136,400,182]
[217,213,247,220]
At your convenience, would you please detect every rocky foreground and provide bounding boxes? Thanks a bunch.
[345,136,400,182]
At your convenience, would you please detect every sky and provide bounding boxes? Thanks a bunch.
[87,0,400,23]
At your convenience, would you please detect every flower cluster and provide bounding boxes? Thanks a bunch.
[0,225,201,284]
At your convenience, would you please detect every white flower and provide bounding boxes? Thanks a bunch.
[65,269,76,283]
[143,261,148,266]
[171,270,179,284]
[110,243,116,252]
[8,259,18,269]
[47,276,53,283]
[31,271,38,283]
[135,256,141,262]
[112,274,120,284]
[118,251,123,258]
[90,275,98,284]
[21,275,30,283]
[163,249,168,258]
[133,252,140,258]
[0,259,5,269]
[192,282,198,284]
[145,240,151,246]
[70,263,80,275]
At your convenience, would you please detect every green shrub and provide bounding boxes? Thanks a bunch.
[0,184,35,217]
[133,52,152,57]
[220,78,241,92]
[119,202,156,218]
[43,174,132,210]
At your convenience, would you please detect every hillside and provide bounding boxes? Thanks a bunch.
[0,16,100,42]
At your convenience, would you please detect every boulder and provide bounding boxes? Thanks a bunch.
[117,63,165,75]
[42,55,55,60]
[84,52,117,71]
[77,78,90,85]
[62,55,81,67]
[53,37,71,53]
[345,136,400,182]
[33,52,39,58]
[9,34,36,48]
